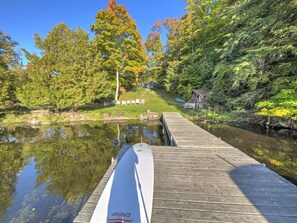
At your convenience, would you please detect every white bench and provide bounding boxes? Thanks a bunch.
[116,99,145,106]
[184,103,195,109]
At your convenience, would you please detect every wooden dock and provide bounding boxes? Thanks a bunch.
[152,112,297,222]
[74,112,297,223]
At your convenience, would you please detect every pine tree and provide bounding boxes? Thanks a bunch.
[17,23,111,109]
[0,32,21,108]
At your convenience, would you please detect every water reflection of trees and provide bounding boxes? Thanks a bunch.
[118,122,164,146]
[0,121,165,222]
[22,127,119,203]
[12,122,164,203]
[253,146,297,185]
[0,125,40,143]
[0,144,27,217]
[198,123,297,184]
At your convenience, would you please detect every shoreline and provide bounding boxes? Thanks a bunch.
[0,109,160,127]
[196,116,297,130]
[1,109,296,130]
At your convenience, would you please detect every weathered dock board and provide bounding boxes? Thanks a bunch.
[151,112,297,222]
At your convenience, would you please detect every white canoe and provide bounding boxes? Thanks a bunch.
[90,143,154,223]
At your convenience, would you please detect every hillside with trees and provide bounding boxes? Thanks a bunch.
[1,0,146,111]
[0,0,296,123]
[146,0,297,120]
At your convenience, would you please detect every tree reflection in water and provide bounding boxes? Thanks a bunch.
[0,121,165,223]
[0,144,27,217]
[198,122,297,185]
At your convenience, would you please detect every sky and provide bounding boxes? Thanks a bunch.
[1,0,187,63]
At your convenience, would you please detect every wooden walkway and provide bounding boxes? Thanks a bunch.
[151,112,297,222]
[74,112,297,223]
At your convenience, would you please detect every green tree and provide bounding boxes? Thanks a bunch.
[144,19,164,83]
[209,0,297,110]
[91,0,147,101]
[16,51,54,109]
[163,18,180,56]
[164,61,179,92]
[0,32,21,108]
[17,23,111,109]
[257,84,297,121]
[154,0,297,119]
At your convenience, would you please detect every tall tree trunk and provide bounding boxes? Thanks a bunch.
[117,123,121,147]
[115,69,120,101]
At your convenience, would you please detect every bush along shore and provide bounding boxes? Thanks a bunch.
[1,106,296,130]
[1,88,296,130]
[196,109,297,130]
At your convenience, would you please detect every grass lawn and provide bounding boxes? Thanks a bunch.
[0,88,197,125]
[80,88,196,119]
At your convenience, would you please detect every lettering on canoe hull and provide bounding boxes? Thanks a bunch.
[107,212,132,223]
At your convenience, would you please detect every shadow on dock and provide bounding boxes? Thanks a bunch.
[230,165,297,223]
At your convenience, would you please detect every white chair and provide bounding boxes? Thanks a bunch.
[122,101,127,106]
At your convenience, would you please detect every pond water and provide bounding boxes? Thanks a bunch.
[1,119,296,223]
[197,122,297,185]
[0,121,166,223]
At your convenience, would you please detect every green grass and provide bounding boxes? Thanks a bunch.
[78,88,258,123]
[81,88,183,119]
[0,88,199,125]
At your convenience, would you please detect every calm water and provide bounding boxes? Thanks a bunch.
[198,122,297,185]
[0,121,166,223]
